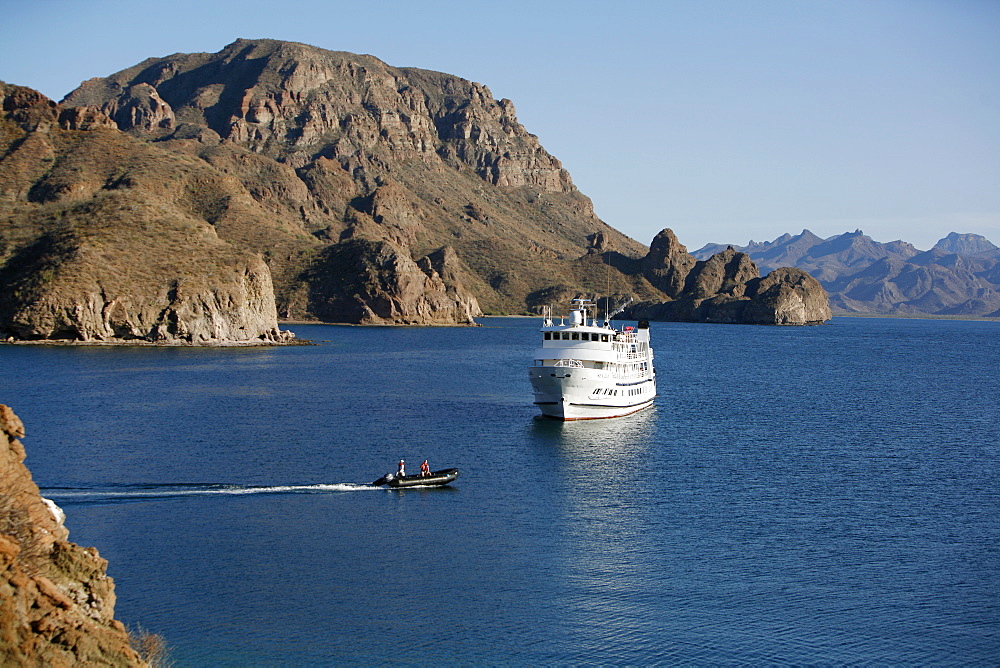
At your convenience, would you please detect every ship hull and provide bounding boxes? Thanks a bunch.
[529,368,656,420]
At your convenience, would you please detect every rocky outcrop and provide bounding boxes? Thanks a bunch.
[98,83,176,132]
[628,229,832,325]
[56,106,118,131]
[640,229,697,298]
[305,239,481,325]
[0,405,145,665]
[1,244,293,343]
[742,268,833,324]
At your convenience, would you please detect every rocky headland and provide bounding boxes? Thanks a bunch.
[0,404,146,665]
[628,229,831,324]
[1,39,832,340]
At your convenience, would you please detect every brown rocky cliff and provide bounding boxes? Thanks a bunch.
[65,40,575,194]
[0,405,146,665]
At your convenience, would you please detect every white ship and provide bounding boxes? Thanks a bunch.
[528,298,656,420]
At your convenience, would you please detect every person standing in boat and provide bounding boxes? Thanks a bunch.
[397,459,406,477]
[420,460,431,477]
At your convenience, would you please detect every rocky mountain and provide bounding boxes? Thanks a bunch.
[694,230,1000,317]
[1,404,146,665]
[1,39,831,341]
[58,39,653,314]
[628,229,831,325]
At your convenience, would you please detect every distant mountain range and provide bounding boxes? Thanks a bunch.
[693,231,1000,317]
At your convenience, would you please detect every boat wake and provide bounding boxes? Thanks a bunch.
[41,482,379,504]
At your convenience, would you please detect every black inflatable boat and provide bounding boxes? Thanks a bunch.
[372,468,459,488]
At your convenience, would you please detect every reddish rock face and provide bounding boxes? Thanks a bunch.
[0,405,145,665]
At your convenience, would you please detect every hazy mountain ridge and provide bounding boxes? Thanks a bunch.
[693,230,1000,317]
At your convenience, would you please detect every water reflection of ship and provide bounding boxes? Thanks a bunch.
[528,298,657,420]
[528,406,657,462]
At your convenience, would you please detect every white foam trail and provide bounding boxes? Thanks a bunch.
[224,483,377,494]
[42,483,379,501]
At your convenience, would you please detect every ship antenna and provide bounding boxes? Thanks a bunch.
[604,246,611,325]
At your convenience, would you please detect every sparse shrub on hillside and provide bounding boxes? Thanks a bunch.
[128,626,173,667]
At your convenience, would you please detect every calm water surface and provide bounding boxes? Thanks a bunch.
[3,317,998,665]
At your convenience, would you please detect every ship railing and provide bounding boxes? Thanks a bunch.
[552,359,584,368]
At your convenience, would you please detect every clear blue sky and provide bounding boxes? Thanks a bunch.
[2,0,997,251]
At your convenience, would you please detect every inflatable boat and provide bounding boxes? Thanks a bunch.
[372,468,459,488]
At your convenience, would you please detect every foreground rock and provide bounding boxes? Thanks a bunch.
[628,229,832,325]
[0,405,146,665]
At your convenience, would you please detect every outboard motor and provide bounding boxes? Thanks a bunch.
[372,472,396,486]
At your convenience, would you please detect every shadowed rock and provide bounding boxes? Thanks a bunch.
[629,229,831,325]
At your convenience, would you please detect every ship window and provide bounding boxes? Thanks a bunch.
[601,334,609,342]
[544,332,551,340]
[581,333,589,341]
[572,332,579,340]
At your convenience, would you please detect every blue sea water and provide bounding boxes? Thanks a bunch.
[3,316,999,665]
